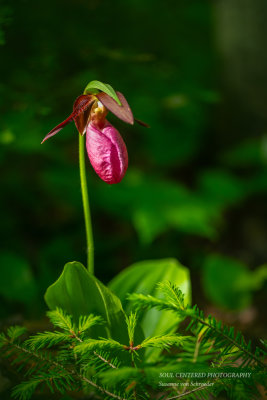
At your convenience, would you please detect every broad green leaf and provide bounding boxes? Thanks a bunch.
[203,255,267,310]
[83,80,121,106]
[44,261,129,343]
[109,258,191,361]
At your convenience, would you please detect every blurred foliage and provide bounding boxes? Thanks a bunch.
[0,252,37,304]
[0,0,266,323]
[203,254,267,310]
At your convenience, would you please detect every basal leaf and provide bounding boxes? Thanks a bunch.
[44,261,128,343]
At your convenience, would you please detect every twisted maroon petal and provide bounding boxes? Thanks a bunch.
[41,95,95,143]
[86,121,128,184]
[73,95,95,135]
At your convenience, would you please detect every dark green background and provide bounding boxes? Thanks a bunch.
[0,0,266,349]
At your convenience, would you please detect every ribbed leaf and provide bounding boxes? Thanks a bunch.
[44,262,128,344]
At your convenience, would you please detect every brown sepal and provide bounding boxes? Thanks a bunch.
[134,118,150,128]
[96,91,134,125]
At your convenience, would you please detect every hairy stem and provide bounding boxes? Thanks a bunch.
[79,133,94,274]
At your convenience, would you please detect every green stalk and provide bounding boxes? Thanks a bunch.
[79,133,94,274]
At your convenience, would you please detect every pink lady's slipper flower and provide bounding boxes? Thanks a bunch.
[42,83,147,184]
[86,117,128,184]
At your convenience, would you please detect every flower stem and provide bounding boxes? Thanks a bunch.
[79,133,94,274]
